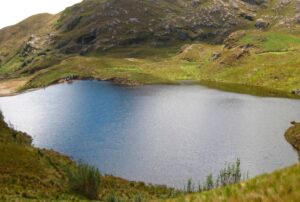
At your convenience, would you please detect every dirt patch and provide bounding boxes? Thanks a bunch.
[0,78,29,96]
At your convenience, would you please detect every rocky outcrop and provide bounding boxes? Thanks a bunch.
[292,89,300,95]
[285,122,300,160]
[53,0,260,54]
[255,19,270,29]
[241,0,267,5]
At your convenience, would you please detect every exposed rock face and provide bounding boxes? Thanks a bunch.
[53,0,266,54]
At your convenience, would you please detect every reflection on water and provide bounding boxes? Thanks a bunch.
[0,81,299,188]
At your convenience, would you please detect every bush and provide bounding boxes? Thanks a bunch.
[68,161,101,199]
[191,159,248,192]
[186,178,193,193]
[105,192,121,202]
[216,158,242,188]
[204,174,214,191]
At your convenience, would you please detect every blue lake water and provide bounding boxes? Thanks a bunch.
[0,81,299,188]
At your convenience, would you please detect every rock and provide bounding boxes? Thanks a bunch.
[76,31,97,45]
[211,52,221,61]
[239,12,256,21]
[255,19,269,29]
[129,18,140,23]
[291,121,297,125]
[295,15,300,24]
[292,89,300,95]
[178,32,190,41]
[241,0,267,5]
[21,35,40,57]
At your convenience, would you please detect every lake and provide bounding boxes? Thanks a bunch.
[0,81,299,188]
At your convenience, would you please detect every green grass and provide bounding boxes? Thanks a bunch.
[240,32,300,52]
[165,164,300,202]
[9,36,298,99]
[285,123,300,154]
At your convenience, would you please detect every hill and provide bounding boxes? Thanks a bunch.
[0,0,299,97]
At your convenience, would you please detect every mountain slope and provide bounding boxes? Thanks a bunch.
[0,13,58,66]
[0,0,300,97]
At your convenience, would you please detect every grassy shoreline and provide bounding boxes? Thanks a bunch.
[285,122,300,160]
[0,76,299,100]
[2,30,300,99]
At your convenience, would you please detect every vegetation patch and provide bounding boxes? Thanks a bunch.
[285,122,300,154]
[68,162,101,200]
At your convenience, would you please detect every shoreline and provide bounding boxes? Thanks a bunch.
[0,76,300,99]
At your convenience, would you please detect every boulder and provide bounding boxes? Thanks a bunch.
[76,31,97,45]
[239,12,256,21]
[241,0,267,5]
[178,32,190,41]
[292,89,300,95]
[255,19,269,29]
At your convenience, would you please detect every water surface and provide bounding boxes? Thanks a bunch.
[0,81,299,188]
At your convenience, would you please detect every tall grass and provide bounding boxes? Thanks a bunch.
[187,159,248,193]
[68,161,101,199]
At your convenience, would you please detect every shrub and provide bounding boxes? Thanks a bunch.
[216,158,242,188]
[105,192,120,202]
[68,161,101,199]
[204,174,214,191]
[186,178,193,193]
[194,159,248,192]
[134,194,143,202]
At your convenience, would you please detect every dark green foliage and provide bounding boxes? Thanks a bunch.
[187,159,247,193]
[216,159,242,188]
[204,174,214,191]
[186,178,193,193]
[0,111,32,145]
[105,192,120,202]
[134,194,143,202]
[68,161,101,199]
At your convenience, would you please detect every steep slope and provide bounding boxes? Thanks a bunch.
[0,13,58,69]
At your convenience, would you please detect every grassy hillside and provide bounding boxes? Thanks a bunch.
[166,164,300,202]
[1,30,300,97]
[17,30,300,98]
[0,0,300,97]
[0,113,179,201]
[285,122,300,159]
